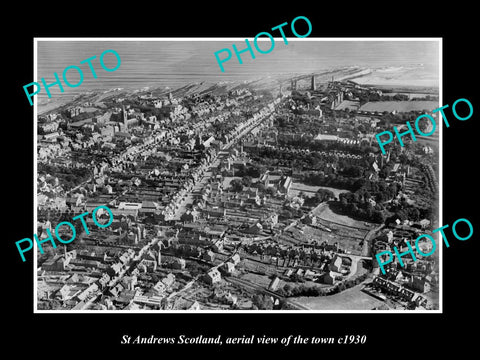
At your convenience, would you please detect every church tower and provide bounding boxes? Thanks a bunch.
[122,104,128,126]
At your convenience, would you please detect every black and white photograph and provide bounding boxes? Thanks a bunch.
[33,39,442,313]
[6,6,478,356]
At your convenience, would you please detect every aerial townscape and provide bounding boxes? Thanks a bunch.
[36,71,440,311]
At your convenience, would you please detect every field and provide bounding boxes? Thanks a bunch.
[358,101,439,113]
[239,272,281,288]
[387,92,438,99]
[334,100,360,111]
[294,285,388,310]
[313,203,371,230]
[307,203,375,255]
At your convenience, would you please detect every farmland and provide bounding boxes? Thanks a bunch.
[293,285,388,310]
[358,101,439,113]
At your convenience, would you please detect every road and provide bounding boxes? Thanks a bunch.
[171,102,278,219]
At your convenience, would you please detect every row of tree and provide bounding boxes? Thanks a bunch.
[280,272,370,297]
[303,188,336,207]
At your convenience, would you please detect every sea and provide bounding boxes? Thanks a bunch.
[35,39,440,110]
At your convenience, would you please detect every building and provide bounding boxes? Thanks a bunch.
[153,281,166,295]
[268,276,280,291]
[42,255,67,272]
[172,258,186,270]
[204,268,222,284]
[303,213,317,225]
[162,273,176,288]
[230,254,241,265]
[214,290,237,305]
[222,262,236,274]
[278,176,292,195]
[138,259,157,272]
[319,271,335,285]
[203,250,215,262]
[329,255,343,273]
[410,276,431,293]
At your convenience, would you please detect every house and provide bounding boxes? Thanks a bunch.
[230,253,241,265]
[162,273,176,288]
[419,219,431,229]
[212,239,224,252]
[98,273,111,289]
[76,283,99,302]
[303,214,317,225]
[122,275,137,291]
[262,213,278,228]
[153,281,166,295]
[304,269,318,281]
[109,283,125,298]
[278,176,292,195]
[284,269,294,277]
[319,271,335,285]
[399,287,416,302]
[214,291,237,305]
[57,284,81,301]
[268,276,280,291]
[111,262,123,275]
[203,250,216,262]
[172,258,186,270]
[329,255,343,273]
[140,201,158,214]
[138,259,157,273]
[180,210,199,223]
[222,262,236,274]
[204,268,222,284]
[410,276,431,293]
[395,271,406,282]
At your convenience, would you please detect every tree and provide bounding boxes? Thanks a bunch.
[372,210,385,224]
[230,179,243,192]
[366,206,374,219]
[252,293,274,310]
[266,187,277,197]
[283,283,293,296]
[316,188,335,202]
[242,176,253,187]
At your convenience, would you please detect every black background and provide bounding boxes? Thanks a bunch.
[5,3,478,356]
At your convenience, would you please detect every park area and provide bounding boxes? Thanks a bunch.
[313,202,371,230]
[310,202,375,255]
[293,285,388,310]
[358,100,439,113]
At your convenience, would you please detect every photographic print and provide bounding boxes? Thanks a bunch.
[33,38,441,312]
